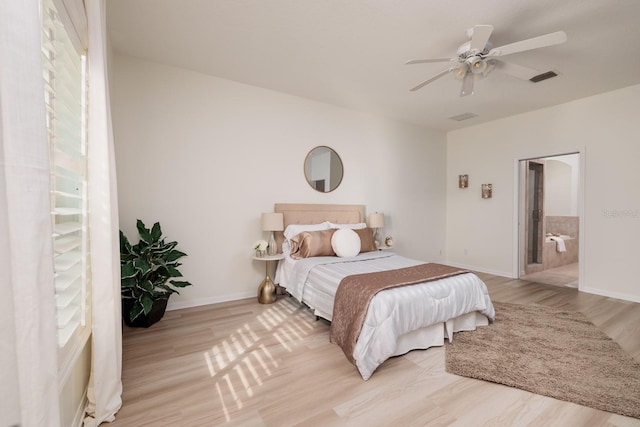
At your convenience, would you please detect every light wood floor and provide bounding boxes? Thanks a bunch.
[111,273,640,426]
[521,263,579,288]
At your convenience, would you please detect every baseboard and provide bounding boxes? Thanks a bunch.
[444,261,514,278]
[580,286,640,304]
[166,291,255,311]
[164,280,640,310]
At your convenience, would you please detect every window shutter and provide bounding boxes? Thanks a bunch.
[41,0,89,348]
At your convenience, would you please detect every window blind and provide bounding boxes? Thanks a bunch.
[41,0,89,348]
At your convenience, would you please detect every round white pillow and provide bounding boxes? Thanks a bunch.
[331,228,361,257]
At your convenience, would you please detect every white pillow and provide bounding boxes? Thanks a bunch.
[329,222,367,230]
[283,221,331,240]
[282,240,291,256]
[331,229,361,257]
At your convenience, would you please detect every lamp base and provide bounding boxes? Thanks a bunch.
[267,231,277,256]
[258,276,277,304]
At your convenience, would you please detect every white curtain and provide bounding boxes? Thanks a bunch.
[83,0,123,425]
[0,0,62,425]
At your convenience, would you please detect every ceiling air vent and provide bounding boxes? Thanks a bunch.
[530,71,558,83]
[449,112,478,122]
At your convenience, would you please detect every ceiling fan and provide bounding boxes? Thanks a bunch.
[406,25,567,96]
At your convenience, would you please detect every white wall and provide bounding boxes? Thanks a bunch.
[111,54,447,309]
[446,84,640,302]
[545,154,579,216]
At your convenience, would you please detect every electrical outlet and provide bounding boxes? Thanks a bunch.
[464,249,468,255]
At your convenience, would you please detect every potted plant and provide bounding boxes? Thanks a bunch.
[254,239,268,257]
[120,219,192,327]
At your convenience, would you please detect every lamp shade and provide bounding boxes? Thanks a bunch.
[367,212,384,228]
[261,212,284,231]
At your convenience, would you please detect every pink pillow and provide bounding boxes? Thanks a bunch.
[289,229,336,259]
[354,228,377,253]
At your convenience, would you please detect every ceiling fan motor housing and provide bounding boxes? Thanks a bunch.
[457,40,493,74]
[456,41,493,58]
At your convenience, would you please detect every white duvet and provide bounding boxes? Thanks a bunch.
[275,252,495,380]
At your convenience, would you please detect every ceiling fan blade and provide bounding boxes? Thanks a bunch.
[469,25,494,52]
[409,67,456,92]
[493,60,540,80]
[487,31,567,57]
[460,72,474,97]
[405,57,455,65]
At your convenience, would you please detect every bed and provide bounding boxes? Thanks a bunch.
[272,203,495,380]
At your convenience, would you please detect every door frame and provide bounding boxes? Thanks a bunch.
[524,160,545,274]
[513,149,585,289]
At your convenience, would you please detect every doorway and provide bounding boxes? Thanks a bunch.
[518,153,580,288]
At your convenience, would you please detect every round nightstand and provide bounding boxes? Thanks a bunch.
[253,253,284,304]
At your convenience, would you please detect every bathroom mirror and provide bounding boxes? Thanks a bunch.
[304,146,343,193]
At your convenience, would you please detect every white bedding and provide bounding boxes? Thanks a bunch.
[275,252,495,380]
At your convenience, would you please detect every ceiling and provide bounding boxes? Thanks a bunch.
[106,0,640,131]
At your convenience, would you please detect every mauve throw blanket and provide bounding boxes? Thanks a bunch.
[329,263,468,364]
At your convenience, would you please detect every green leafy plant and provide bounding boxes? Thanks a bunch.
[120,219,192,322]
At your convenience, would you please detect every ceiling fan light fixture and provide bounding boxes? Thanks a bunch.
[454,66,467,80]
[481,60,496,78]
[466,56,487,74]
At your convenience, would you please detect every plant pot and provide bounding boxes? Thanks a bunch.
[122,297,168,328]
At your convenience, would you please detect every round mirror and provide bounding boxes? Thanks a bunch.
[304,146,343,193]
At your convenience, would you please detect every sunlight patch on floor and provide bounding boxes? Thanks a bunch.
[198,299,319,422]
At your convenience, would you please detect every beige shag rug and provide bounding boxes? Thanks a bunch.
[445,301,640,419]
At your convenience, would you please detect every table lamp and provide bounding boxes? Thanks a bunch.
[367,212,384,246]
[262,212,284,256]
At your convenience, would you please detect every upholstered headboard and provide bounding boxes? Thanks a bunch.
[274,203,366,252]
